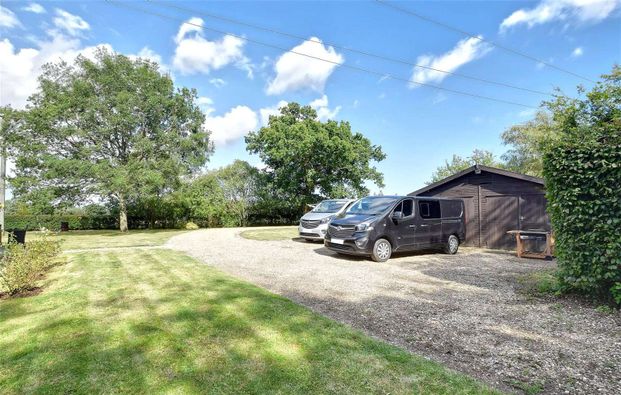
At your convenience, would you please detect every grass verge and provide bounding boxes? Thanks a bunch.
[0,248,498,394]
[5,229,189,251]
[517,269,560,297]
[240,226,298,241]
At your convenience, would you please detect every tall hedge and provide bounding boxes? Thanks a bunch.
[543,133,621,303]
[541,67,621,304]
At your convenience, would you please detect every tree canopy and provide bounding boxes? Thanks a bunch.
[245,103,386,213]
[7,49,212,231]
[500,111,557,178]
[429,149,503,183]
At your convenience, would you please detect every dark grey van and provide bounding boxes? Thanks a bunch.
[324,195,465,262]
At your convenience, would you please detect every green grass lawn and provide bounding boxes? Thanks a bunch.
[7,229,189,250]
[240,226,298,241]
[0,247,498,394]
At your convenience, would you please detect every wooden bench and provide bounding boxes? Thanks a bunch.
[506,230,554,260]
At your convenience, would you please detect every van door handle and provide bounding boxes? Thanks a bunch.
[409,225,416,228]
[420,224,429,227]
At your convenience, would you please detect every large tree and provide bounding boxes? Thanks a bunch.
[245,103,385,213]
[429,149,503,183]
[213,160,259,227]
[9,49,211,231]
[500,111,558,177]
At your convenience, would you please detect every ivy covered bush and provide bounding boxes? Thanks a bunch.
[542,67,621,304]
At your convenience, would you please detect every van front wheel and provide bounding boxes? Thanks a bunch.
[372,238,392,262]
[445,235,459,254]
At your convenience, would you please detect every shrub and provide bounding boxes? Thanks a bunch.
[184,221,199,230]
[0,233,62,295]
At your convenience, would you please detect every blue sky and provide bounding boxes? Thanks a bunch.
[1,0,620,194]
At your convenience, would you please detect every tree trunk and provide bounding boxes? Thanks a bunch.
[119,194,128,232]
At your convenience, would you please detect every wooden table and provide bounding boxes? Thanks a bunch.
[507,230,554,260]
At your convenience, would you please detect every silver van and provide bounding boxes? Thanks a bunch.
[298,199,355,241]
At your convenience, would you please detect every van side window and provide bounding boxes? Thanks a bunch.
[402,199,413,217]
[419,200,441,219]
[393,201,403,214]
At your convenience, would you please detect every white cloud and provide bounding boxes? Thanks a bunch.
[23,3,45,14]
[128,46,169,75]
[196,97,214,115]
[174,17,203,44]
[203,104,258,147]
[309,95,341,121]
[0,33,166,109]
[0,6,21,28]
[0,33,115,109]
[571,46,584,57]
[266,37,344,95]
[209,78,227,88]
[500,0,619,31]
[259,100,288,126]
[172,17,252,77]
[409,36,492,88]
[133,47,162,64]
[53,8,90,36]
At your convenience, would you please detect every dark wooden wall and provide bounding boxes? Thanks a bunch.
[413,171,550,249]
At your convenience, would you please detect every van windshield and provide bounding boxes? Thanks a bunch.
[311,200,348,213]
[347,197,400,215]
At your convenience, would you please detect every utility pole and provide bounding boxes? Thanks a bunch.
[0,149,5,239]
[0,116,5,243]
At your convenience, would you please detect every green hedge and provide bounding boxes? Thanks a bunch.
[5,215,117,231]
[543,132,621,304]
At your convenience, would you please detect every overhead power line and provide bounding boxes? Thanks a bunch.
[374,0,597,83]
[105,0,538,109]
[148,0,553,97]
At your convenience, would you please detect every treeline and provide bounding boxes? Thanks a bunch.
[5,160,301,231]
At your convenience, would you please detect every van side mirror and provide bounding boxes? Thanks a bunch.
[392,211,403,222]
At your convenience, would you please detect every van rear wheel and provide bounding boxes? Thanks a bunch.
[445,235,459,254]
[372,238,392,262]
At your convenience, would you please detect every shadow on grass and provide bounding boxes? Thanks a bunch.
[0,249,497,395]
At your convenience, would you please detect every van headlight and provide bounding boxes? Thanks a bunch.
[355,222,374,232]
[320,216,334,224]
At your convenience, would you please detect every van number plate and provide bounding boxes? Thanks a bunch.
[331,238,345,245]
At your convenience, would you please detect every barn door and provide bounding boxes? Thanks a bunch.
[519,194,549,231]
[482,195,519,250]
[461,196,479,246]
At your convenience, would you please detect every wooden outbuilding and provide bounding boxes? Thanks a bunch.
[409,165,551,250]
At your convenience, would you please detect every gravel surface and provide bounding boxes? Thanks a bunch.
[168,228,621,394]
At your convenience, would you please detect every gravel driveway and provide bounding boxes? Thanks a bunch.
[167,228,620,394]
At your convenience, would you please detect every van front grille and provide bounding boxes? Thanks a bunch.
[327,242,353,251]
[328,224,356,239]
[301,219,321,229]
